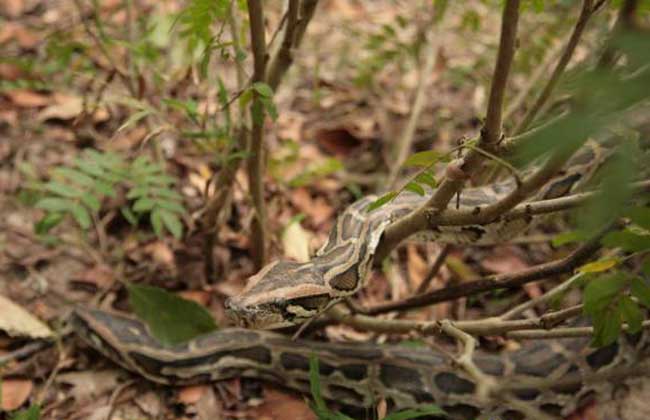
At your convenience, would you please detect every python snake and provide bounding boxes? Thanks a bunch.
[71,140,648,419]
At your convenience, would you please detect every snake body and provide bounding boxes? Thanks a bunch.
[70,140,648,419]
[72,307,649,419]
[225,141,609,329]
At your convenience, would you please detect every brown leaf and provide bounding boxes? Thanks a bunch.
[195,386,222,420]
[0,63,22,80]
[178,384,209,405]
[37,94,83,121]
[282,221,312,263]
[289,188,334,226]
[134,391,162,417]
[313,128,363,157]
[0,295,53,339]
[480,247,529,274]
[4,89,50,108]
[70,265,115,291]
[0,378,33,411]
[252,388,316,420]
[56,370,121,403]
[406,244,428,290]
[143,241,175,267]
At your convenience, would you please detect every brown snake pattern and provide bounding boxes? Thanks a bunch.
[72,307,650,419]
[225,141,609,329]
[70,140,649,419]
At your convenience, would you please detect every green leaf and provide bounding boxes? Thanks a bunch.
[239,88,253,109]
[252,82,273,98]
[578,258,619,274]
[45,181,83,198]
[414,172,437,189]
[619,296,643,334]
[127,283,218,346]
[405,181,425,196]
[552,231,583,247]
[9,404,41,420]
[121,206,138,226]
[591,308,621,347]
[309,355,327,413]
[80,193,101,212]
[642,258,650,277]
[35,197,72,212]
[403,150,446,167]
[625,206,650,230]
[383,404,447,420]
[251,99,265,126]
[93,180,116,197]
[156,199,186,214]
[53,167,95,187]
[602,230,650,252]
[261,97,278,121]
[159,209,183,239]
[631,276,650,308]
[70,203,91,229]
[133,197,155,212]
[35,212,64,235]
[583,272,628,315]
[366,191,398,212]
[151,209,163,237]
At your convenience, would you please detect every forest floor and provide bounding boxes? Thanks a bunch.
[1,0,648,419]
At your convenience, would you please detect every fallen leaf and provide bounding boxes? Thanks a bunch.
[406,244,428,290]
[282,221,312,263]
[0,63,22,80]
[252,388,316,420]
[195,386,222,420]
[143,241,175,267]
[0,295,53,339]
[0,379,33,411]
[481,247,529,274]
[56,370,121,402]
[4,89,50,108]
[313,127,363,156]
[37,94,83,121]
[289,188,334,226]
[178,384,208,405]
[0,0,26,18]
[70,265,114,291]
[134,391,162,417]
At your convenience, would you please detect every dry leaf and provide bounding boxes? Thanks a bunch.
[37,94,83,121]
[178,384,208,405]
[0,295,53,339]
[0,379,33,411]
[195,386,222,420]
[4,89,50,108]
[134,391,162,417]
[252,388,316,420]
[177,290,211,306]
[282,221,312,263]
[143,241,175,267]
[56,370,121,402]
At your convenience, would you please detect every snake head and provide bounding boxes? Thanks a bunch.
[225,260,334,329]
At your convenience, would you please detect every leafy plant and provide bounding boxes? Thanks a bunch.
[8,405,41,420]
[32,149,186,239]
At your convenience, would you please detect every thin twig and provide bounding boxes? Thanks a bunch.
[362,228,604,315]
[386,16,440,189]
[415,244,452,294]
[515,0,597,134]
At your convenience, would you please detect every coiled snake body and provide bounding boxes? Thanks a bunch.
[72,141,649,419]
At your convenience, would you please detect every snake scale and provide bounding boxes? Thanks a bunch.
[72,140,648,419]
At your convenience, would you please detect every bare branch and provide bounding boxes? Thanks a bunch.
[482,0,521,144]
[515,0,597,134]
[363,229,604,315]
[266,0,319,90]
[415,244,452,294]
[247,0,269,269]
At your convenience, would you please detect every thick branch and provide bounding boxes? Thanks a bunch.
[266,0,318,90]
[363,230,603,315]
[515,0,596,134]
[247,0,269,269]
[482,0,521,144]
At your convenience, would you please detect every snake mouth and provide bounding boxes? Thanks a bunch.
[225,298,295,330]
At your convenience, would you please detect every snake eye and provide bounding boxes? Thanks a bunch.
[286,294,330,311]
